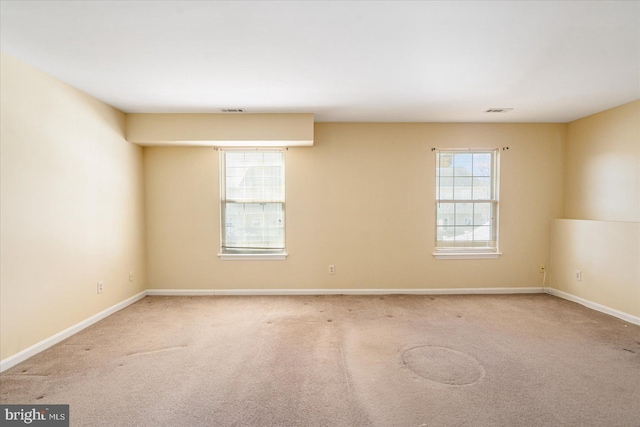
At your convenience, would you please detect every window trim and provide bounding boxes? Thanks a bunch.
[219,148,287,260]
[433,250,501,260]
[433,148,501,259]
[218,252,288,261]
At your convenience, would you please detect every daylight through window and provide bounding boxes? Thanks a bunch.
[220,150,285,257]
[435,149,499,256]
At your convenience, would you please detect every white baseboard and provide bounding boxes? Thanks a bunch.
[0,291,146,373]
[545,288,640,326]
[146,287,545,296]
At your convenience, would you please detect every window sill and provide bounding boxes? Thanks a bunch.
[218,252,288,261]
[433,252,501,260]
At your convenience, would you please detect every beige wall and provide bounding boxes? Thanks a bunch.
[127,113,314,146]
[144,123,565,290]
[549,100,640,317]
[564,100,640,222]
[550,219,639,317]
[0,53,147,360]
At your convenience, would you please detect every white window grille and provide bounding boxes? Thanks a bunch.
[435,149,500,258]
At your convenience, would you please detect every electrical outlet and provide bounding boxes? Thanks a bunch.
[538,264,546,273]
[575,270,582,281]
[129,272,134,283]
[97,281,104,294]
[329,265,335,275]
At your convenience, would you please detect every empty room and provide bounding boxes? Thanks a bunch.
[1,1,639,426]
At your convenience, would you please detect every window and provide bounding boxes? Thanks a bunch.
[219,150,286,260]
[434,149,500,259]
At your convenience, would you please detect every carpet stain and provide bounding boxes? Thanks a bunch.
[338,344,352,395]
[623,348,635,353]
[127,345,187,357]
[401,345,485,386]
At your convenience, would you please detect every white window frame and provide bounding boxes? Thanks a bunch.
[218,149,287,261]
[433,148,501,260]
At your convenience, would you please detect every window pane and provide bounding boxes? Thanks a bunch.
[224,151,284,202]
[263,151,281,165]
[436,226,450,242]
[474,203,492,226]
[436,202,455,227]
[472,177,491,200]
[453,177,472,199]
[437,153,454,176]
[473,226,492,242]
[454,226,473,242]
[224,202,284,249]
[244,151,264,167]
[472,153,492,176]
[436,177,454,200]
[455,203,473,226]
[453,153,472,176]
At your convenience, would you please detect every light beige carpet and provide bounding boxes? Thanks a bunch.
[1,294,639,426]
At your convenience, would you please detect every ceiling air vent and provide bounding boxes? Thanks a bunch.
[485,108,513,113]
[220,108,246,113]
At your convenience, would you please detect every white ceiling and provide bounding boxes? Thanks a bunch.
[1,1,639,123]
